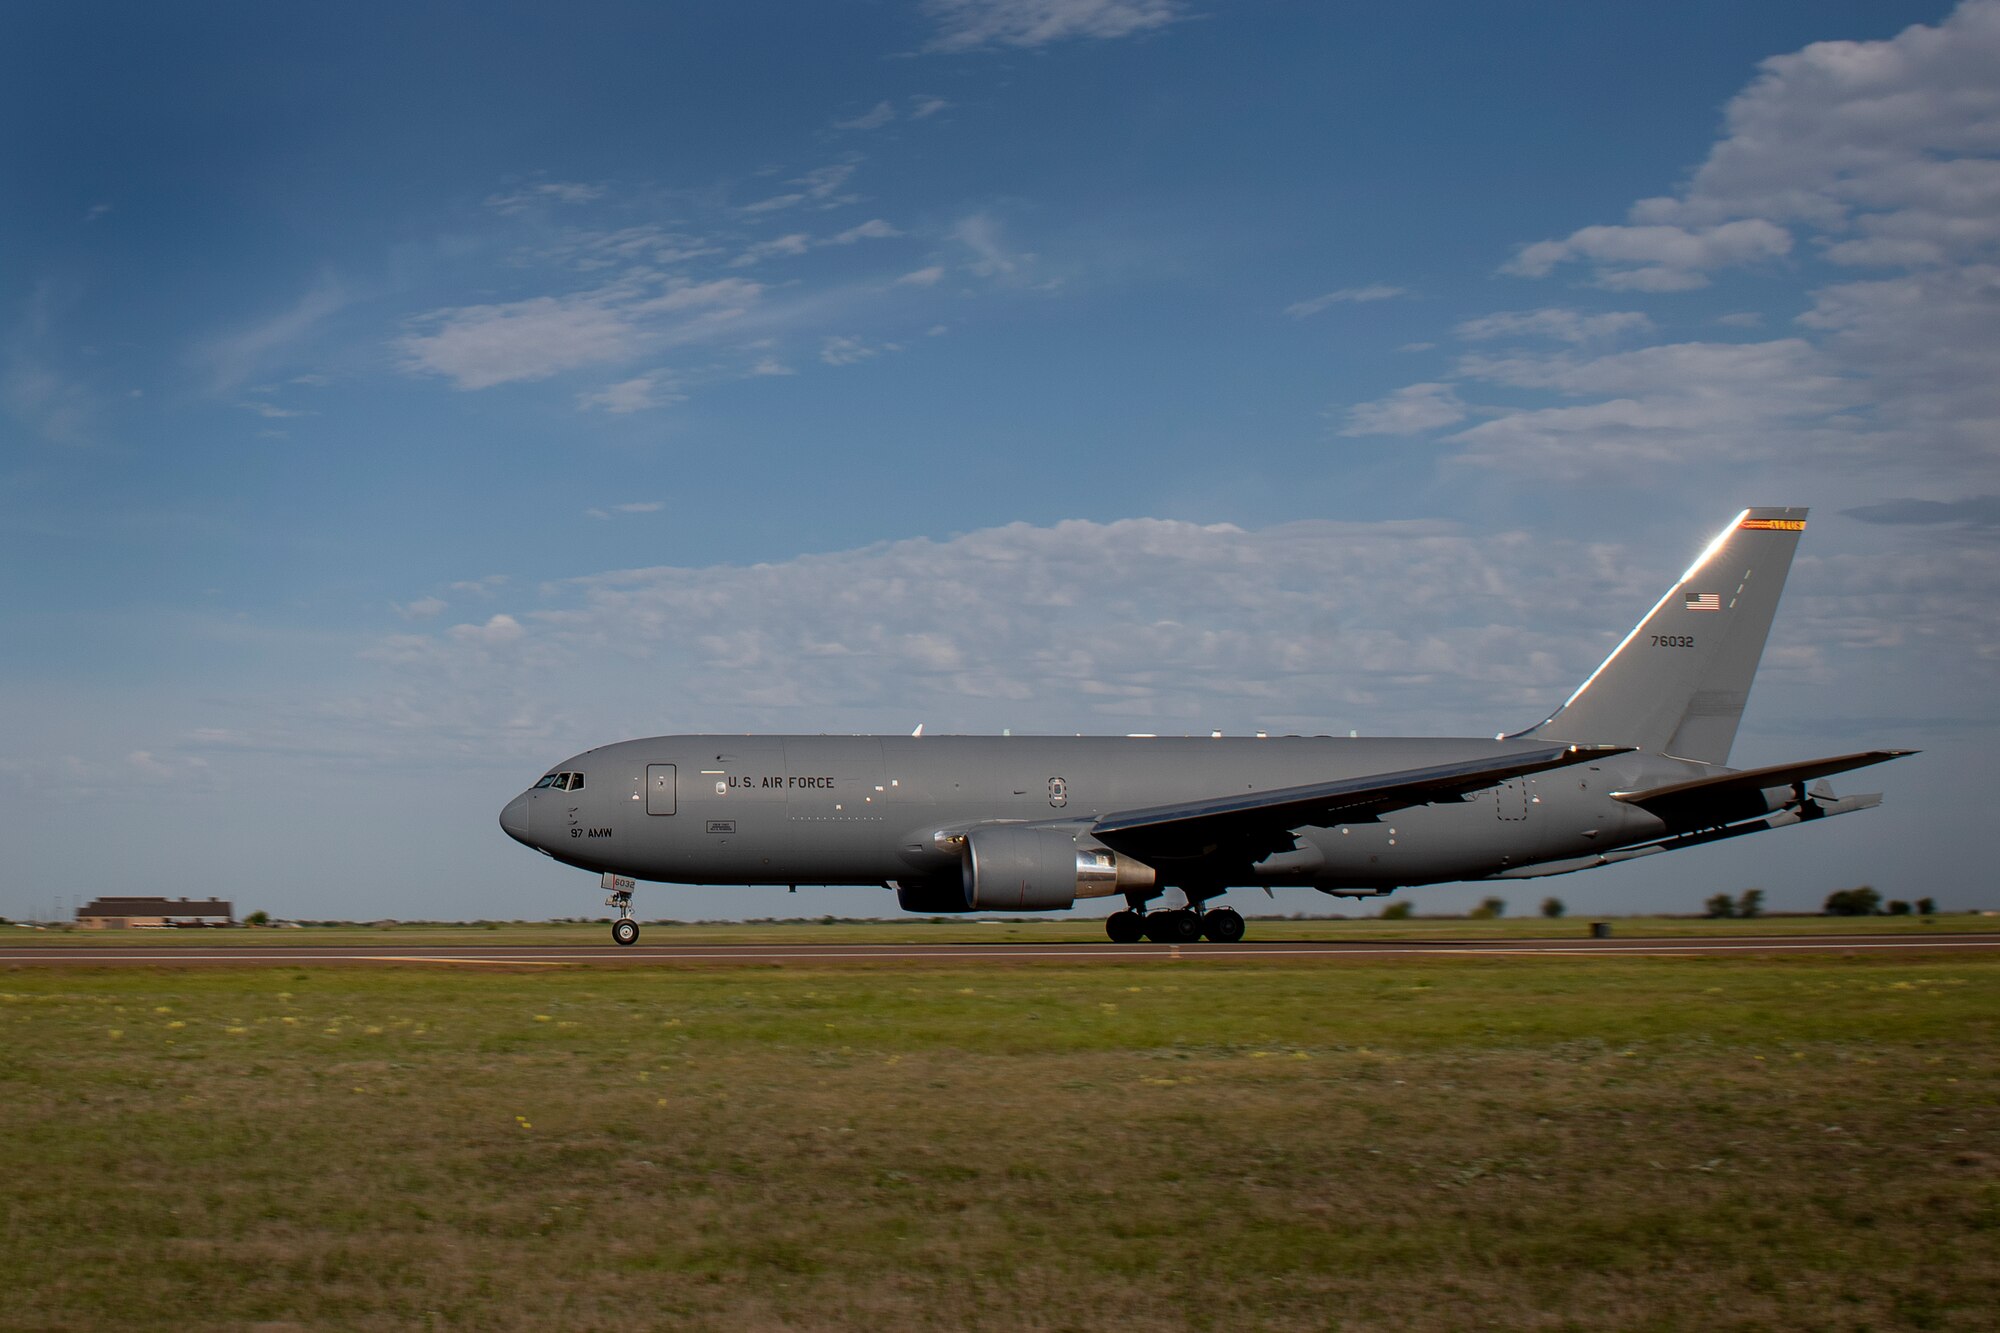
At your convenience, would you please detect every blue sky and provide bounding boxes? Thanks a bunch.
[4,0,1993,922]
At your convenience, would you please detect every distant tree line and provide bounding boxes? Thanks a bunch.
[1822,886,1935,916]
[1703,889,1765,919]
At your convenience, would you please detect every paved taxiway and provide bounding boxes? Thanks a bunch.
[3,933,1998,967]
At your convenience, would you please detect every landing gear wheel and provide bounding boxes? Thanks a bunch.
[1105,910,1145,944]
[612,918,640,947]
[1145,909,1203,944]
[1202,907,1245,944]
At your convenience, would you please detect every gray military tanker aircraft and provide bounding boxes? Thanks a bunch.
[500,508,1910,945]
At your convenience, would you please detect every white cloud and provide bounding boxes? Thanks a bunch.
[910,96,950,119]
[394,597,448,621]
[398,278,761,390]
[951,213,1056,288]
[198,273,348,393]
[898,265,946,287]
[1338,382,1467,437]
[1405,3,2000,486]
[347,516,1726,754]
[730,219,898,266]
[236,399,310,420]
[485,182,605,214]
[833,101,895,131]
[923,0,1188,52]
[1645,2,2000,262]
[448,614,525,646]
[1453,308,1653,344]
[1445,339,1867,474]
[821,335,898,366]
[1283,285,1409,318]
[398,294,640,390]
[1503,220,1792,291]
[586,501,665,520]
[728,233,813,267]
[742,163,857,213]
[742,193,807,215]
[827,218,901,244]
[578,372,684,414]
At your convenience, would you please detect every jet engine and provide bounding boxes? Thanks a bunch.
[960,825,1155,911]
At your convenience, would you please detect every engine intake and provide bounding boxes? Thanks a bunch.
[960,825,1155,912]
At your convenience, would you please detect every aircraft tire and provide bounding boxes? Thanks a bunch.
[1145,909,1202,944]
[1105,910,1146,943]
[612,919,640,947]
[1202,907,1245,944]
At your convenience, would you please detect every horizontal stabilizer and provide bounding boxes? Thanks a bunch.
[1611,749,1915,825]
[1092,744,1627,863]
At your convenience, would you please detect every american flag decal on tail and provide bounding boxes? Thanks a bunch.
[1685,592,1721,612]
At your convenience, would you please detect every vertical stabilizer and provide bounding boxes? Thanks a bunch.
[1526,508,1807,765]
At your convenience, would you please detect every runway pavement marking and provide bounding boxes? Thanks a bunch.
[365,955,572,967]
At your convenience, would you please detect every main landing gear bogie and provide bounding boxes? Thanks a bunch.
[1104,905,1247,945]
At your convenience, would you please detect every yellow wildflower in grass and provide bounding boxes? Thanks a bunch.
[225,1026,248,1035]
[166,1020,185,1030]
[515,1115,533,1130]
[533,1014,552,1023]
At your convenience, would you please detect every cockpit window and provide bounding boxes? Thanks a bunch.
[563,772,583,791]
[534,774,560,789]
[534,772,584,791]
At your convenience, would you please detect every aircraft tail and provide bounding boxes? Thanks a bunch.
[1524,508,1808,766]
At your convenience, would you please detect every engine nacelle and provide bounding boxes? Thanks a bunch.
[960,825,1156,912]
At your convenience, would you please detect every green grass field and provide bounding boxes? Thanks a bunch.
[10,911,1995,948]
[3,954,1996,1330]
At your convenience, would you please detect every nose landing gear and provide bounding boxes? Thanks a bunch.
[606,883,639,946]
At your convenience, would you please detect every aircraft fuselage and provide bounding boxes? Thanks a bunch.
[501,733,1690,894]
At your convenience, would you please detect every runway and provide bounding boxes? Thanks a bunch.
[4,933,1999,967]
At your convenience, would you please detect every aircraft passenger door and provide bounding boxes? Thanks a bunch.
[647,764,677,815]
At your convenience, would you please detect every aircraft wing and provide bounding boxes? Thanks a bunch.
[1089,744,1626,864]
[1611,749,1916,827]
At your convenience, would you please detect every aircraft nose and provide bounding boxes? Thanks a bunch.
[499,792,533,846]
